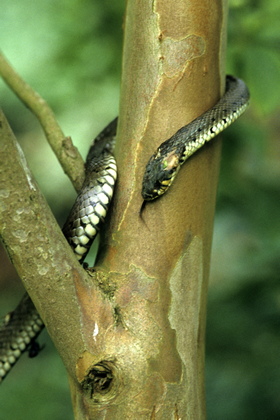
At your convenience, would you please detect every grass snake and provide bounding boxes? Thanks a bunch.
[0,75,249,383]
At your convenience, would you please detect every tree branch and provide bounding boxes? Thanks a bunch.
[0,52,85,192]
[0,110,111,381]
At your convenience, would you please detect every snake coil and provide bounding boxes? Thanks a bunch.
[0,75,249,383]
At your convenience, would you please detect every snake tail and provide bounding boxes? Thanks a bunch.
[0,294,44,383]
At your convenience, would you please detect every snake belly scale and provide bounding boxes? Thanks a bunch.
[0,75,249,382]
[62,117,118,262]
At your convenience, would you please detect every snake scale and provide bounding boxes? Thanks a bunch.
[0,75,249,382]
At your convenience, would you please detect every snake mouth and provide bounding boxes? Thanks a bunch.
[141,145,181,201]
[141,177,173,201]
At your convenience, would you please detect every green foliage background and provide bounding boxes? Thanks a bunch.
[0,0,279,418]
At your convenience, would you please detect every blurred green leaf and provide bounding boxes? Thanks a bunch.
[244,47,280,114]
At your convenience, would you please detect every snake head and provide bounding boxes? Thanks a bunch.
[142,149,180,200]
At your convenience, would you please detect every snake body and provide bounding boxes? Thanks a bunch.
[0,75,249,382]
[62,117,118,262]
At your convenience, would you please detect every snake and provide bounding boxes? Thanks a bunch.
[0,75,249,382]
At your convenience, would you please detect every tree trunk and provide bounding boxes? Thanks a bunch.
[70,0,227,417]
[0,0,228,418]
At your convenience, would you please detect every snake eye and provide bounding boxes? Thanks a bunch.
[142,160,179,200]
[142,149,181,200]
